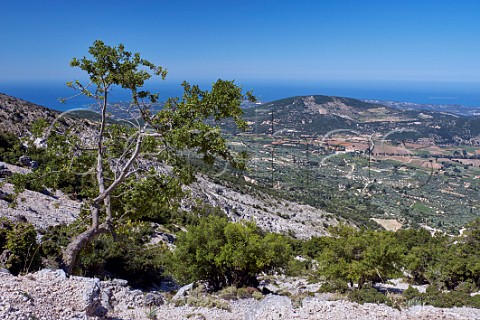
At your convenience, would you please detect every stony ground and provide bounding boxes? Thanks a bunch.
[0,161,80,229]
[1,269,480,320]
[0,183,80,229]
[188,175,346,239]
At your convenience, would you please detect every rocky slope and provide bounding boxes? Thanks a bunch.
[189,176,344,238]
[0,93,58,135]
[0,93,78,137]
[0,162,80,229]
[0,160,339,237]
[1,269,480,320]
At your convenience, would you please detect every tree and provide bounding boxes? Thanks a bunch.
[317,225,402,289]
[169,216,291,290]
[56,40,253,273]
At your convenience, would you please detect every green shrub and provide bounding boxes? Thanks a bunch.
[301,236,329,259]
[9,173,45,193]
[406,285,480,308]
[422,287,471,308]
[468,294,480,309]
[168,216,291,290]
[41,220,166,288]
[347,287,388,305]
[317,280,349,294]
[76,221,166,288]
[455,281,476,294]
[316,225,403,289]
[286,258,313,276]
[402,286,421,301]
[40,221,85,261]
[0,130,24,164]
[1,221,41,275]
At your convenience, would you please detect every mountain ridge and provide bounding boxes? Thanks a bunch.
[238,94,480,145]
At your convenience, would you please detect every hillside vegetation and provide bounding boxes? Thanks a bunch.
[2,88,480,316]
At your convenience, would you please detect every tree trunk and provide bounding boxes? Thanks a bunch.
[62,83,143,275]
[62,223,108,275]
[62,86,111,275]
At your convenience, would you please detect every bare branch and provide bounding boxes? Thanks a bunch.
[62,81,94,102]
[93,130,143,204]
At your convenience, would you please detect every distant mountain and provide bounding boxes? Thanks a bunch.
[3,91,480,145]
[240,95,398,134]
[366,99,480,116]
[235,95,480,144]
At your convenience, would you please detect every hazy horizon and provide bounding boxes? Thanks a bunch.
[2,79,479,111]
[2,1,479,110]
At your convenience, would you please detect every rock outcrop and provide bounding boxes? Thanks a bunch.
[0,182,80,229]
[188,175,346,239]
[1,270,480,320]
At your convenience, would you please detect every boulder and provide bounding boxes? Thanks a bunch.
[0,190,11,202]
[36,269,67,279]
[111,278,129,287]
[101,287,114,311]
[144,292,163,306]
[0,166,12,178]
[245,294,292,320]
[83,278,108,318]
[172,282,194,300]
[29,160,38,170]
[18,155,32,167]
[258,279,280,294]
[0,268,10,274]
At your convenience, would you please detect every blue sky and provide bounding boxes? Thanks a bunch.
[1,0,480,104]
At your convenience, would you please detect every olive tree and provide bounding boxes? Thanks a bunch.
[59,40,253,273]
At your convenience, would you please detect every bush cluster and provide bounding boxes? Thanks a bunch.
[167,216,291,291]
[4,210,480,309]
[0,131,24,164]
[288,222,480,295]
[347,286,388,305]
[333,283,480,309]
[0,218,40,275]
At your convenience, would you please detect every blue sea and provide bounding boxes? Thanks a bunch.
[1,80,479,111]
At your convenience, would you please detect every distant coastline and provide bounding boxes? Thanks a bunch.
[1,80,479,111]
